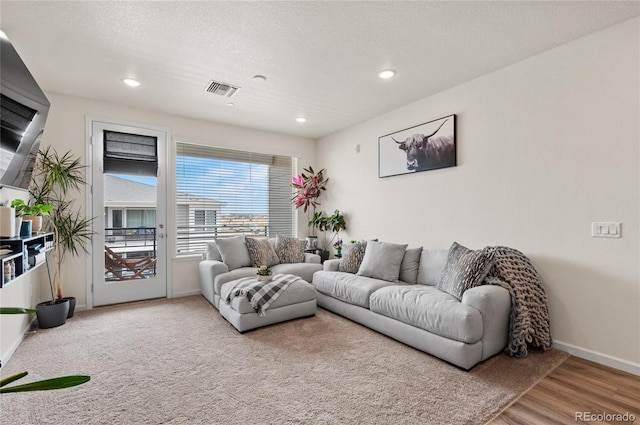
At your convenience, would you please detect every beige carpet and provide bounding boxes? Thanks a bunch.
[1,296,568,425]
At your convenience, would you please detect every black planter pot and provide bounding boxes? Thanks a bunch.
[61,297,76,318]
[317,249,330,263]
[36,299,70,329]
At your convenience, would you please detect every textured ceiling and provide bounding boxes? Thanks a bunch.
[1,1,639,139]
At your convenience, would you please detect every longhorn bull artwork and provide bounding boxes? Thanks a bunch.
[378,114,456,178]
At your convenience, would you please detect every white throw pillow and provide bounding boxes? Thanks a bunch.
[205,241,222,261]
[214,236,252,271]
[356,241,408,282]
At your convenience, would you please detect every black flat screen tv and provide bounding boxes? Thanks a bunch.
[0,34,50,191]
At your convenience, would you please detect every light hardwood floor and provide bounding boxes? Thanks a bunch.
[489,356,640,424]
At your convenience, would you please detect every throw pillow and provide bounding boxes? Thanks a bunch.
[357,241,408,282]
[416,249,450,285]
[205,241,222,261]
[339,241,368,274]
[245,237,280,267]
[437,242,495,300]
[214,236,252,271]
[399,247,423,284]
[275,234,306,264]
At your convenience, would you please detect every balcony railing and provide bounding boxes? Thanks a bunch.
[104,227,157,280]
[176,224,268,255]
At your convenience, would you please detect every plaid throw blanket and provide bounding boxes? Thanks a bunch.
[224,273,301,316]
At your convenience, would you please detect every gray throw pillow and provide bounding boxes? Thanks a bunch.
[339,241,368,274]
[214,236,252,271]
[399,247,423,283]
[275,234,306,264]
[245,237,280,267]
[357,241,408,282]
[205,241,222,261]
[416,249,450,285]
[437,242,495,300]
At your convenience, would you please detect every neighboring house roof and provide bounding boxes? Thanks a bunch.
[104,175,223,209]
[176,192,224,209]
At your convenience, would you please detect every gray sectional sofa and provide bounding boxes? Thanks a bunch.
[312,244,511,370]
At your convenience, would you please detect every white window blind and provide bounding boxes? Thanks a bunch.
[175,142,295,255]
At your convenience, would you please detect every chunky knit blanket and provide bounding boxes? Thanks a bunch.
[484,246,552,357]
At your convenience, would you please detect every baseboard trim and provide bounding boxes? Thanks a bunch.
[171,289,201,298]
[553,340,639,376]
[1,316,37,369]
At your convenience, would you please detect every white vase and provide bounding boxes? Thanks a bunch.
[0,206,15,238]
[14,216,22,238]
[257,274,272,282]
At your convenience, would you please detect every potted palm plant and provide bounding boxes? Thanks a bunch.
[29,146,94,324]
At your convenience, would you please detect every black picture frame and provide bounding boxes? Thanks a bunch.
[378,114,456,178]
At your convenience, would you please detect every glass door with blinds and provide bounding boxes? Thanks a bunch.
[175,142,294,255]
[90,120,168,306]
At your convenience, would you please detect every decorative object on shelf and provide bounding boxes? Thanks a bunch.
[10,199,53,234]
[28,147,94,317]
[379,114,456,178]
[19,220,32,237]
[256,265,272,282]
[0,206,16,237]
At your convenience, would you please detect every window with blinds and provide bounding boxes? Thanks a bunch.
[175,142,295,255]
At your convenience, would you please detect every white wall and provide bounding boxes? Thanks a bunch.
[3,92,316,307]
[317,18,639,371]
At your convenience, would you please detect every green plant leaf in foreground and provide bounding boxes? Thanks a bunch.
[0,308,37,314]
[0,374,90,393]
[0,371,29,387]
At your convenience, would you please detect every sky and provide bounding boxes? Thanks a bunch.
[114,157,270,215]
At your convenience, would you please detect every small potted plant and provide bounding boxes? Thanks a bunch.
[11,199,53,234]
[256,265,272,281]
[333,239,343,258]
[309,209,347,261]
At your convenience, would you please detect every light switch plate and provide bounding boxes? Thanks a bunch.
[592,222,622,238]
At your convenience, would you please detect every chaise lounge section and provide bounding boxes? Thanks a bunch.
[199,235,323,331]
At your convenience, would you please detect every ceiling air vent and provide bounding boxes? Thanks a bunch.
[205,80,240,98]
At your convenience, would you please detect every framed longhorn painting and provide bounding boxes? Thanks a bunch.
[378,114,456,178]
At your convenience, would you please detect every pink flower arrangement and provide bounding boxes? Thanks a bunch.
[291,166,328,213]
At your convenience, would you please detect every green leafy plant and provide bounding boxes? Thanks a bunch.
[11,199,54,217]
[29,146,95,300]
[256,266,272,276]
[0,307,90,393]
[308,209,346,250]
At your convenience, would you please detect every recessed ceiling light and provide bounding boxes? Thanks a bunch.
[122,78,141,87]
[227,102,235,107]
[296,117,307,123]
[252,75,267,82]
[377,69,396,79]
